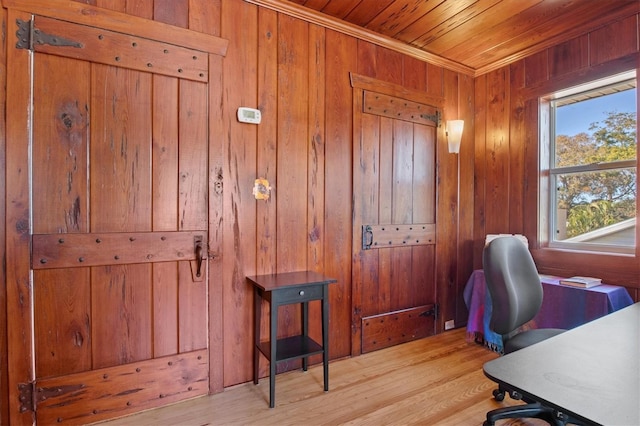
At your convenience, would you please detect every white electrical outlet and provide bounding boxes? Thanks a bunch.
[444,319,455,330]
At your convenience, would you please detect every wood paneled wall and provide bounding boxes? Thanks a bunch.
[216,0,472,388]
[474,12,640,302]
[0,2,470,420]
[0,6,6,424]
[2,0,636,423]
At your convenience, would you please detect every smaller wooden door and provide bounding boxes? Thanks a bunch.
[351,74,441,355]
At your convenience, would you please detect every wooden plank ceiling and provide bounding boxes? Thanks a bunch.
[245,0,640,76]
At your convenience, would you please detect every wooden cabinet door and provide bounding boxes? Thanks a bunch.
[352,79,440,355]
[5,9,218,424]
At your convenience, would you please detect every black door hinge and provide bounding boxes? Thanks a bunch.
[420,110,441,127]
[18,381,35,413]
[15,18,82,51]
[419,303,439,318]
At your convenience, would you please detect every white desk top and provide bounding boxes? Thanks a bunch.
[483,302,640,425]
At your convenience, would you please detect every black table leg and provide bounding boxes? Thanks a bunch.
[269,301,278,408]
[322,285,329,392]
[302,300,309,371]
[253,288,260,385]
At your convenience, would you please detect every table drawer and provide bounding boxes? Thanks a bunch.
[275,285,324,304]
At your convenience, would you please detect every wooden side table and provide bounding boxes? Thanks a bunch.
[247,270,337,408]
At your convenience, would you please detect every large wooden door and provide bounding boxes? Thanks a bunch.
[351,74,441,355]
[5,5,226,424]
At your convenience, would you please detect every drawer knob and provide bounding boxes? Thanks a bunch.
[299,290,305,296]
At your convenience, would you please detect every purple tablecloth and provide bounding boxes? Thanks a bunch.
[463,270,634,353]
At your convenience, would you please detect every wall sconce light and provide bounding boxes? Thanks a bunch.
[446,120,464,154]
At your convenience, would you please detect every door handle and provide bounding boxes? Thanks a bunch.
[362,225,373,250]
[195,240,206,277]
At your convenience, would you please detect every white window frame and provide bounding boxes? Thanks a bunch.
[541,70,637,255]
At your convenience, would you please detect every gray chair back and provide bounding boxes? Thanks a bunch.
[482,236,543,336]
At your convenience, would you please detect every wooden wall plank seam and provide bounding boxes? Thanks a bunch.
[0,6,9,424]
[5,9,37,424]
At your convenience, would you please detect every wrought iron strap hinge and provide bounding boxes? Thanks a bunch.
[420,110,441,127]
[15,18,82,50]
[18,381,86,413]
[419,303,439,319]
[18,381,35,413]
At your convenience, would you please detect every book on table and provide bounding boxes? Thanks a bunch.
[559,276,602,288]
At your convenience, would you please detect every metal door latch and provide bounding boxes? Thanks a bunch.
[195,238,206,278]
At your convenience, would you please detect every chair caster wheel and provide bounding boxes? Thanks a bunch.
[492,389,505,401]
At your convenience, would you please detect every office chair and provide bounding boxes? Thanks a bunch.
[482,236,576,426]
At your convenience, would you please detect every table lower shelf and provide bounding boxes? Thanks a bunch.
[258,335,324,362]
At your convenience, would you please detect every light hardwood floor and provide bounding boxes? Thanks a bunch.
[98,329,547,425]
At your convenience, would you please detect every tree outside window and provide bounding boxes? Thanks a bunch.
[548,73,637,252]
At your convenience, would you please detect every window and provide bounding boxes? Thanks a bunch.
[543,71,637,254]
